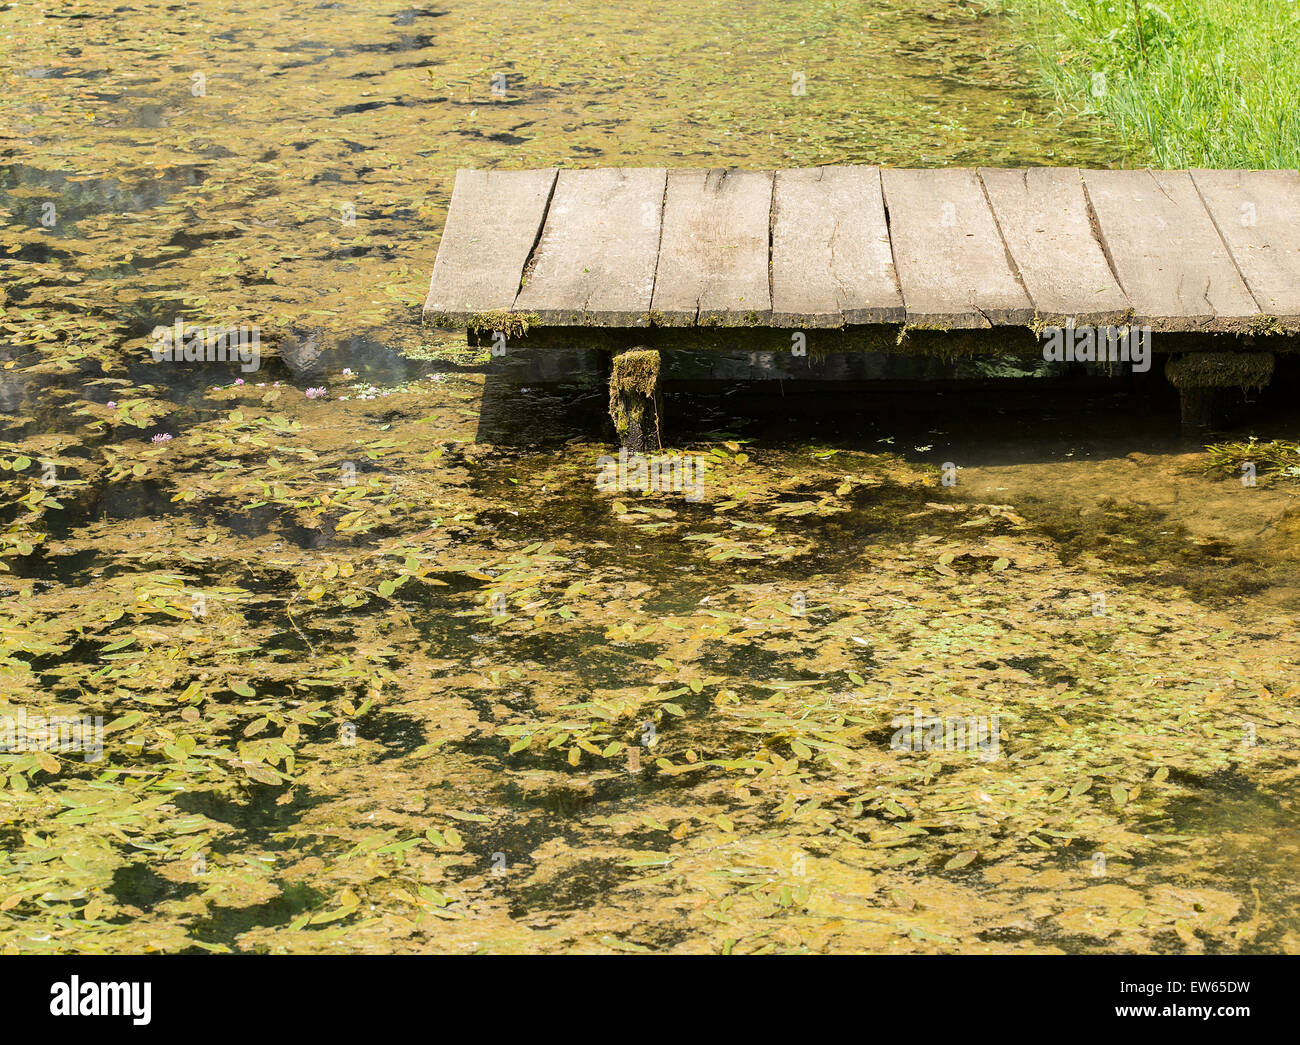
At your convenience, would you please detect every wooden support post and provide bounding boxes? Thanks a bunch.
[609,347,661,452]
[1165,351,1274,428]
[1176,387,1223,428]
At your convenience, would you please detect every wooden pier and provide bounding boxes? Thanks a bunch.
[423,166,1300,440]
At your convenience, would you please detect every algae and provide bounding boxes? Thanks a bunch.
[1,0,1297,958]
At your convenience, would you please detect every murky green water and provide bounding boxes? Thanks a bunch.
[2,0,1299,954]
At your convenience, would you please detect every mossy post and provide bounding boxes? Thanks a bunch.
[609,347,661,452]
[1165,352,1274,428]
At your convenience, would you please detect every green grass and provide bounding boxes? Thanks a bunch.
[1004,0,1300,168]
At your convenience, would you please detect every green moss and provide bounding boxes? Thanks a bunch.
[476,311,538,339]
[609,348,660,400]
[1251,315,1289,338]
[423,310,539,337]
[608,348,660,446]
[1165,351,1274,390]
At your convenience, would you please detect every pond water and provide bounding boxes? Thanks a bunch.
[1,0,1298,953]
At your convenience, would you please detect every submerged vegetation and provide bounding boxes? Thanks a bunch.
[4,399,1300,954]
[1006,0,1300,167]
[1205,439,1300,486]
[0,0,1297,954]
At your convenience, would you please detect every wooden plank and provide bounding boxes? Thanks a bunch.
[514,168,666,326]
[978,167,1130,326]
[1082,169,1259,331]
[880,168,1033,328]
[1191,168,1300,329]
[422,166,1290,336]
[771,166,904,327]
[650,169,773,326]
[423,168,557,325]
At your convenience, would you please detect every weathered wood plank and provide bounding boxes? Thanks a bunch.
[651,169,773,326]
[1191,168,1300,329]
[423,168,557,325]
[770,166,904,327]
[513,168,666,326]
[424,166,1288,337]
[978,167,1130,327]
[1082,169,1259,332]
[880,168,1033,328]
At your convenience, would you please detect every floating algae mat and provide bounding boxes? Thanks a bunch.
[2,1,1300,954]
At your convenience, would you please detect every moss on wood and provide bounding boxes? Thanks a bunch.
[423,309,538,338]
[608,347,661,449]
[1165,351,1275,390]
[609,347,660,399]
